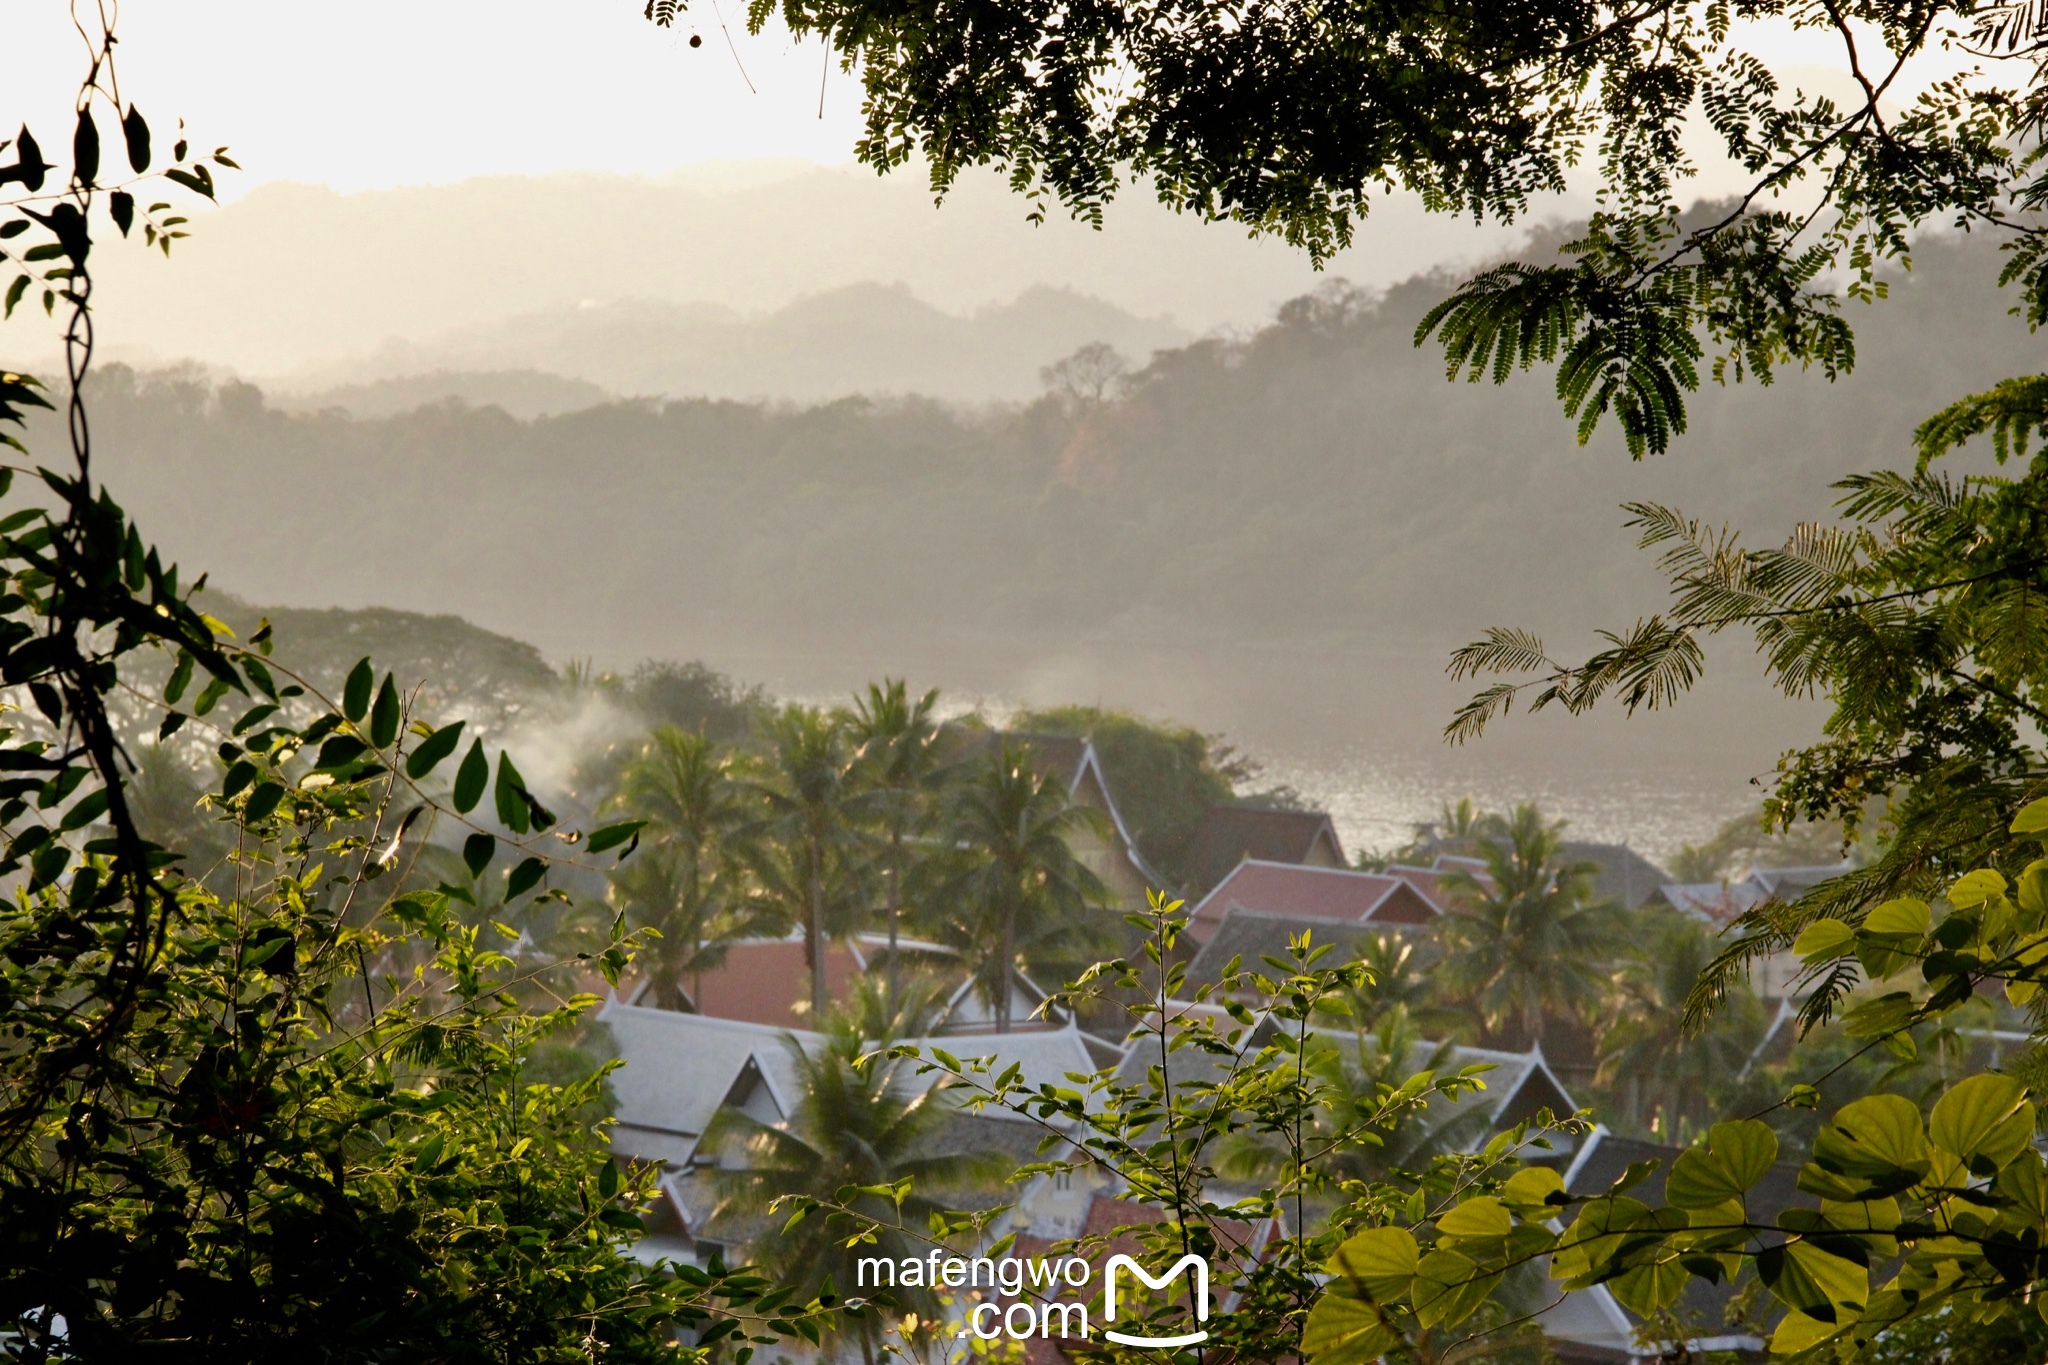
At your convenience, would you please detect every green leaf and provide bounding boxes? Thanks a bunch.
[222,759,257,799]
[1756,1239,1866,1322]
[1770,1310,1844,1354]
[243,657,277,701]
[506,856,545,899]
[1300,1290,1399,1365]
[1709,1119,1779,1189]
[1864,898,1930,936]
[343,657,372,722]
[370,675,400,749]
[1793,918,1856,964]
[164,650,193,704]
[121,104,149,172]
[232,703,279,737]
[1810,1094,1929,1192]
[71,108,99,186]
[463,832,496,879]
[194,675,230,717]
[59,786,107,831]
[244,781,285,823]
[1325,1226,1418,1302]
[1501,1166,1567,1212]
[2014,797,2048,835]
[1437,1196,1512,1239]
[1608,1258,1689,1318]
[1929,1074,2034,1175]
[494,752,530,835]
[405,721,465,779]
[29,841,68,889]
[453,740,487,813]
[1947,868,2008,908]
[585,819,645,855]
[313,735,369,770]
[1666,1149,1747,1210]
[1411,1248,1494,1329]
[1551,1196,1654,1286]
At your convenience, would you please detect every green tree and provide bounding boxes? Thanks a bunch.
[928,741,1112,1031]
[1012,705,1252,885]
[0,19,828,1353]
[606,725,763,1010]
[1341,932,1473,1041]
[1594,910,1768,1141]
[1219,1004,1494,1203]
[848,679,941,1008]
[1435,805,1622,1051]
[750,704,872,1019]
[704,1021,998,1363]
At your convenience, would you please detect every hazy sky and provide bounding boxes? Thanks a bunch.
[15,1,874,193]
[9,1,1987,194]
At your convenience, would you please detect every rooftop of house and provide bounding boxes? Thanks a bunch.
[653,934,862,1031]
[1188,859,1441,937]
[1406,841,1673,912]
[1180,804,1347,894]
[625,932,1057,1033]
[598,999,1105,1166]
[1650,862,1854,925]
[1183,907,1429,989]
[1557,840,1673,910]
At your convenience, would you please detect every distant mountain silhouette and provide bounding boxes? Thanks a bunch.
[275,283,1188,406]
[79,165,1526,382]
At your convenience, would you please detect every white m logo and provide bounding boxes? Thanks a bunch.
[1101,1253,1210,1348]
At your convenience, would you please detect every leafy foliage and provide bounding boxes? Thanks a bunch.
[0,11,834,1357]
[648,0,2033,459]
[1292,817,2048,1359]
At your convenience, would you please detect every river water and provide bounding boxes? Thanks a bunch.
[726,634,1827,869]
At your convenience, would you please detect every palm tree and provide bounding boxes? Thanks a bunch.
[749,705,872,1019]
[847,680,941,1010]
[830,968,954,1044]
[705,1021,998,1362]
[1436,804,1622,1051]
[930,742,1110,1032]
[1342,932,1472,1040]
[1597,910,1768,1141]
[1218,1005,1493,1199]
[604,726,761,1010]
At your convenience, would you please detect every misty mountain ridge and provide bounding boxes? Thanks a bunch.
[54,231,2030,669]
[79,165,1523,379]
[272,283,1190,413]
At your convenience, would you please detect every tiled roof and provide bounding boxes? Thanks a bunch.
[1189,860,1438,936]
[1183,908,1428,989]
[670,935,864,1030]
[597,1003,796,1157]
[1557,840,1671,910]
[1181,805,1345,894]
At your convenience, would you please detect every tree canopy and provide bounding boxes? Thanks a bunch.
[660,0,2048,458]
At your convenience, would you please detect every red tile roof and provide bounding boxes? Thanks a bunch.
[1188,860,1439,937]
[679,938,862,1029]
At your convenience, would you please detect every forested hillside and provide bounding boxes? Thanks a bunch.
[54,232,2030,675]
